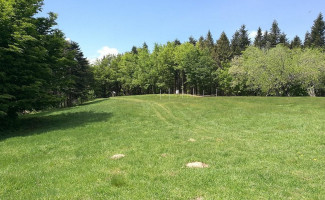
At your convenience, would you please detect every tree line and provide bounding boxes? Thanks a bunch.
[92,14,325,97]
[1,0,325,127]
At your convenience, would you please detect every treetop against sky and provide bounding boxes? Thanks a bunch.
[39,0,325,61]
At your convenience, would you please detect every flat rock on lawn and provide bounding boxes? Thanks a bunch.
[111,154,125,160]
[186,162,209,168]
[188,138,196,142]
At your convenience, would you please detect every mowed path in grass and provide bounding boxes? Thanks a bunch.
[1,95,325,199]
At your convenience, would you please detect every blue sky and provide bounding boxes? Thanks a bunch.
[39,0,325,61]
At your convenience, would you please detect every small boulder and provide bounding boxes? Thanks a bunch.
[111,154,125,160]
[188,138,196,142]
[186,162,209,168]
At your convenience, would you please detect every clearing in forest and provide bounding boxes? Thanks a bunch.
[1,95,324,199]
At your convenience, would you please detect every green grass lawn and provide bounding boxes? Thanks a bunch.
[1,95,325,199]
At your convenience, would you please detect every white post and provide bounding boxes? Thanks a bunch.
[169,88,170,100]
[193,88,194,96]
[203,90,204,97]
[160,89,161,100]
[182,87,184,98]
[216,89,218,97]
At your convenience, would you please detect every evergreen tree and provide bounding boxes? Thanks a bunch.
[64,41,93,106]
[291,35,302,48]
[142,42,148,50]
[254,27,263,48]
[131,46,138,54]
[215,32,232,68]
[269,20,281,47]
[238,25,251,49]
[188,36,197,46]
[279,33,289,46]
[310,13,325,47]
[304,31,312,47]
[204,30,215,50]
[231,31,240,56]
[174,39,181,46]
[231,25,251,56]
[262,31,271,49]
[197,36,205,49]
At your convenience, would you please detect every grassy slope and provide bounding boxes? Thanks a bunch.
[0,95,324,199]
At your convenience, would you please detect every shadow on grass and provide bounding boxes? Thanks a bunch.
[0,111,112,141]
[78,98,109,107]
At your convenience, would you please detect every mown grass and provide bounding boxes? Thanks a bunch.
[1,95,324,199]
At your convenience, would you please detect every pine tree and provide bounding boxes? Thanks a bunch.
[279,33,289,46]
[188,36,197,46]
[131,46,138,54]
[290,35,302,48]
[304,31,312,47]
[238,25,251,49]
[64,41,93,106]
[231,25,250,56]
[231,31,240,56]
[142,42,148,49]
[174,39,181,46]
[269,20,281,47]
[205,30,214,50]
[215,32,232,68]
[254,27,263,48]
[310,13,325,47]
[197,36,205,49]
[262,31,271,49]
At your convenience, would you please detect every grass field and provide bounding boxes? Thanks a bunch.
[1,95,325,199]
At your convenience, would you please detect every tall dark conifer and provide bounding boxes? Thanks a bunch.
[131,46,138,54]
[231,31,240,56]
[279,33,289,46]
[310,13,325,47]
[254,27,263,48]
[290,35,302,48]
[215,32,232,68]
[304,31,312,47]
[188,36,197,46]
[262,31,271,49]
[238,25,251,49]
[231,25,250,56]
[142,42,149,49]
[205,30,215,50]
[197,36,205,49]
[269,20,281,47]
[174,39,181,46]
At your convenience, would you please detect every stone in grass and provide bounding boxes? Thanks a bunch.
[193,197,204,200]
[111,154,125,160]
[188,138,196,142]
[186,162,209,168]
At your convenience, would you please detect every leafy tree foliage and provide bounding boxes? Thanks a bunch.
[229,45,325,96]
[2,0,325,129]
[0,0,93,126]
